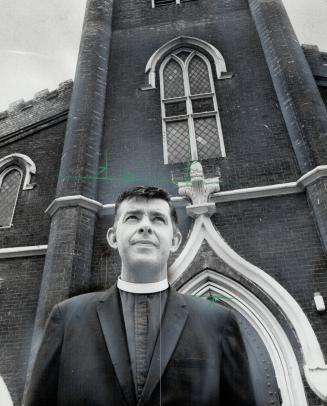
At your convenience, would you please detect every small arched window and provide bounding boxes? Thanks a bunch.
[159,48,225,164]
[0,167,23,228]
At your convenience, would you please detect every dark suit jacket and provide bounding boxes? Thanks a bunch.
[25,285,256,406]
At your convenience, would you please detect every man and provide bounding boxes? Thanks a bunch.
[25,186,257,405]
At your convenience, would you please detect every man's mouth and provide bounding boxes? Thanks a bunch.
[132,240,156,246]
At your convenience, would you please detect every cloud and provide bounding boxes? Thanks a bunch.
[0,50,53,60]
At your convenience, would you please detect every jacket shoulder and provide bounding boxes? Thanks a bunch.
[55,290,106,316]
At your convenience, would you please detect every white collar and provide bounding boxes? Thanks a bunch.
[117,276,169,294]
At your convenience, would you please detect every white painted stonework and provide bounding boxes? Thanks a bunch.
[179,272,308,406]
[0,245,47,259]
[170,162,327,402]
[168,214,327,402]
[0,153,36,190]
[145,36,228,89]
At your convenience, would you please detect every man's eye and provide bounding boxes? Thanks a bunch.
[126,215,138,221]
[154,216,165,223]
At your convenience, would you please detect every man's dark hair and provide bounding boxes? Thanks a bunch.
[114,186,178,228]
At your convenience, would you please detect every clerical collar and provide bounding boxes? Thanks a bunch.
[117,276,169,294]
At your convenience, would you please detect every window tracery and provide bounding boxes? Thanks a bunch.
[0,153,36,228]
[0,167,22,228]
[159,48,225,164]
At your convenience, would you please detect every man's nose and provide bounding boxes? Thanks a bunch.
[138,217,152,233]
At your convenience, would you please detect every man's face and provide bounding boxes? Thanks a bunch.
[107,197,181,280]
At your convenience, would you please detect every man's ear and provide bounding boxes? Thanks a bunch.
[170,230,182,253]
[107,227,118,249]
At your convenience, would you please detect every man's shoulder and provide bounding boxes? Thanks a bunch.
[55,289,107,315]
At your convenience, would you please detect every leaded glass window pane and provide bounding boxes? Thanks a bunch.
[165,101,187,117]
[0,169,21,227]
[163,60,185,98]
[194,117,220,160]
[166,120,191,163]
[192,97,214,113]
[188,56,211,95]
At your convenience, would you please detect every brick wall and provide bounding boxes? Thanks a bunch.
[97,0,299,205]
[0,82,70,404]
[0,256,44,405]
[0,120,67,249]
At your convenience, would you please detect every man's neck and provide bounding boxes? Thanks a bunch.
[120,264,167,284]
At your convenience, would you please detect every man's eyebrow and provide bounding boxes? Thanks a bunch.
[123,209,168,218]
[123,210,143,216]
[150,211,168,219]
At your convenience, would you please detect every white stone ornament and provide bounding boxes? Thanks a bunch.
[172,160,327,403]
[177,161,220,218]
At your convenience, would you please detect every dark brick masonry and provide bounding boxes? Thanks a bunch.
[0,0,327,404]
[0,82,71,404]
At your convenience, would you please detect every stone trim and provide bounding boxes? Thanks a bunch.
[168,214,327,401]
[0,153,36,190]
[211,165,327,203]
[179,272,308,406]
[0,110,68,147]
[48,165,327,217]
[45,195,103,217]
[144,36,228,89]
[0,245,47,259]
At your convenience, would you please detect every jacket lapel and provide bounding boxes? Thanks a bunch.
[96,285,137,406]
[138,288,189,406]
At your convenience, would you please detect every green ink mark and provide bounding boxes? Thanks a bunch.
[191,293,234,308]
[97,149,110,177]
[59,137,195,185]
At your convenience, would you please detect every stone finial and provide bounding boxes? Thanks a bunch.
[178,161,220,218]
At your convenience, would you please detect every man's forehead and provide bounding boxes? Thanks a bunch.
[116,197,171,218]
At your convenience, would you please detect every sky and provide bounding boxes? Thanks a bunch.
[0,0,326,112]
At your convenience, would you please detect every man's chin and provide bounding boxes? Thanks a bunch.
[126,255,168,271]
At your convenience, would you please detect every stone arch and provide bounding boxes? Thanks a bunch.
[145,36,227,88]
[168,215,327,401]
[0,153,36,190]
[178,269,307,406]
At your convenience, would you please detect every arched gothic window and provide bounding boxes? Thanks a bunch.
[159,49,225,164]
[0,167,23,228]
[0,153,36,229]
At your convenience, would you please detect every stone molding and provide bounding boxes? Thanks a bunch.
[0,111,68,147]
[178,161,220,217]
[168,215,327,401]
[144,36,228,89]
[179,272,308,406]
[0,153,36,190]
[48,165,327,217]
[0,245,47,259]
[211,165,327,203]
[45,195,103,217]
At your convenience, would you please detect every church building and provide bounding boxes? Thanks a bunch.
[0,0,327,404]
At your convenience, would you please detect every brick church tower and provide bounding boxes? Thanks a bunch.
[0,0,327,404]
